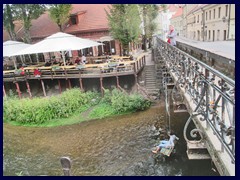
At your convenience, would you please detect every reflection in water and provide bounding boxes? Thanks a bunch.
[3,105,219,176]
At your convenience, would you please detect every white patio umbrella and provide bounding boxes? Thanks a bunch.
[3,40,31,69]
[13,32,103,66]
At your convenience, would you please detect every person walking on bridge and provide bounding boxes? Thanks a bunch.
[167,25,177,46]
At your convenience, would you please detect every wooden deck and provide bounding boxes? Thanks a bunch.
[3,55,146,82]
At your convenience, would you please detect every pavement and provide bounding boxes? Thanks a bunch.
[176,36,235,61]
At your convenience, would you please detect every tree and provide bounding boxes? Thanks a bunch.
[139,4,165,50]
[3,4,17,41]
[12,4,46,43]
[49,4,72,32]
[106,4,141,55]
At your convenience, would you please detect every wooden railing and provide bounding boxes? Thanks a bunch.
[3,55,146,81]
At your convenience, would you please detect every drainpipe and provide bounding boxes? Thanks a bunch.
[227,4,231,40]
[202,8,205,42]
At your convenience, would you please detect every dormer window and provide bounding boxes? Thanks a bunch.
[70,15,77,25]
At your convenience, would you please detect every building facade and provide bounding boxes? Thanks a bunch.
[180,4,235,41]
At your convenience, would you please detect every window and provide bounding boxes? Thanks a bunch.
[209,30,211,40]
[213,9,216,19]
[209,10,211,20]
[217,30,220,40]
[206,12,208,21]
[224,30,227,40]
[218,7,221,18]
[225,5,228,17]
[197,15,199,23]
[194,16,196,23]
[70,16,77,25]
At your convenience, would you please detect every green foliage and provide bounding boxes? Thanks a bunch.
[3,4,17,40]
[11,4,46,43]
[109,89,151,113]
[4,88,151,126]
[89,103,116,119]
[49,4,72,32]
[3,88,98,125]
[106,4,141,52]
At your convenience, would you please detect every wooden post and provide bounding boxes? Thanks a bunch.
[15,82,22,99]
[60,157,72,176]
[135,74,138,84]
[3,85,6,97]
[133,63,136,73]
[26,81,32,98]
[100,77,103,97]
[68,79,72,89]
[58,80,62,94]
[116,76,119,88]
[41,79,47,97]
[79,78,83,90]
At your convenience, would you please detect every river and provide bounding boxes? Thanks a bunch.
[3,105,219,176]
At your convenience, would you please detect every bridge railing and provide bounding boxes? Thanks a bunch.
[155,37,235,164]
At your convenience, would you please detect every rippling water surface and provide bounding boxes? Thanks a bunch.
[3,105,219,176]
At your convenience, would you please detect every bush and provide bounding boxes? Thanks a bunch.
[110,88,151,113]
[3,88,151,125]
[3,88,99,124]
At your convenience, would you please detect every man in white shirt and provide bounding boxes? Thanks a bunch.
[82,54,87,64]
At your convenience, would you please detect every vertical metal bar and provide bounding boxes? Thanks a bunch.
[221,80,225,152]
[41,79,47,97]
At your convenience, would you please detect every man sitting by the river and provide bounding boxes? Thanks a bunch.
[152,130,179,154]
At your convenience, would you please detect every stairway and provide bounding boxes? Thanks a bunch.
[187,141,211,160]
[144,65,159,95]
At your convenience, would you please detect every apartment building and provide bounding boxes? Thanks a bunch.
[185,4,235,41]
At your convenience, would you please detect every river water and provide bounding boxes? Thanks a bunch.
[3,105,219,176]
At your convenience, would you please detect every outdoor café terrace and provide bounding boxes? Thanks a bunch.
[3,54,146,82]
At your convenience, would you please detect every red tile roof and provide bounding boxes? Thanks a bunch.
[65,4,111,33]
[171,7,183,19]
[3,4,112,42]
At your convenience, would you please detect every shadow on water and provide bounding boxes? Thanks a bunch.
[3,105,219,176]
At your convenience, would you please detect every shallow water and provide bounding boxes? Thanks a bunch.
[3,105,219,176]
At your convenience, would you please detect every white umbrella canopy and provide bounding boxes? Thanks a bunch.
[3,40,31,57]
[3,40,31,69]
[13,32,103,66]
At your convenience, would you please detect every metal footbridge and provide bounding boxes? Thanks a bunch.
[153,37,235,176]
